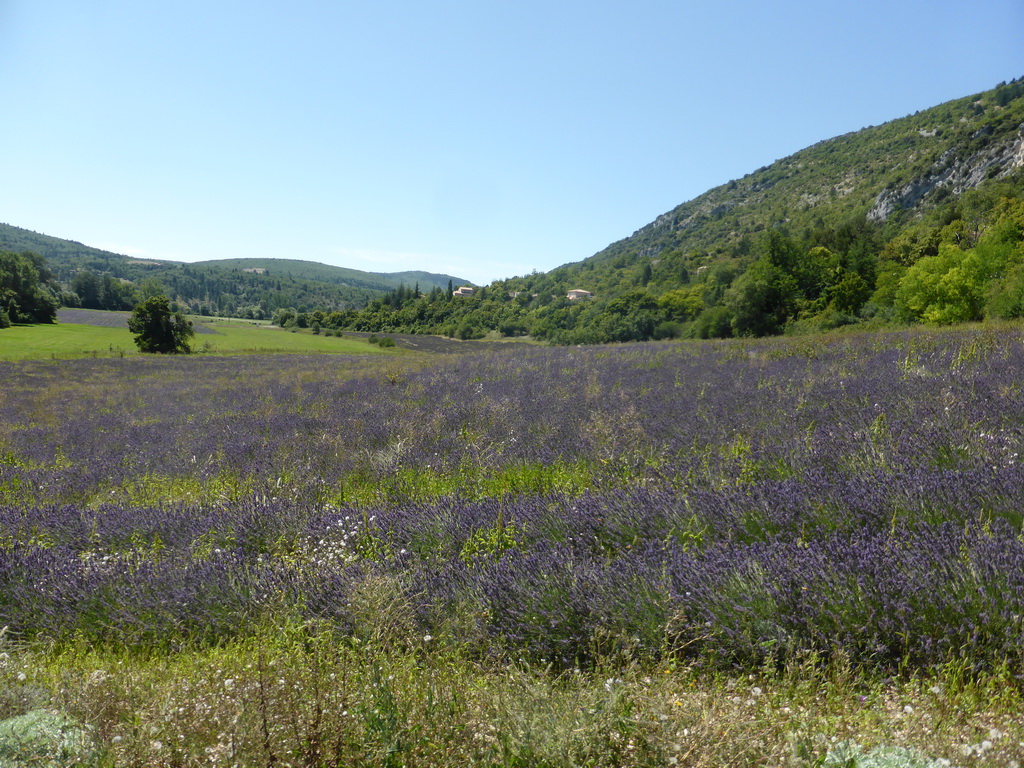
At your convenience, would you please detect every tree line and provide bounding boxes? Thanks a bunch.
[57,265,375,319]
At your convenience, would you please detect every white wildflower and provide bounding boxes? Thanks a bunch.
[604,677,622,692]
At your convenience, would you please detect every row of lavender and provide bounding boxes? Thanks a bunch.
[2,491,1022,669]
[2,329,1024,669]
[3,332,1023,506]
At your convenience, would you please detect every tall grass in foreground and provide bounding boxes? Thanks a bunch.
[3,626,1021,766]
[1,328,1024,764]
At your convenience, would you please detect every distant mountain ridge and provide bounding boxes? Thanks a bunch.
[185,257,464,292]
[0,222,468,317]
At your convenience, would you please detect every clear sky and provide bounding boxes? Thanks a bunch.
[1,1,1021,285]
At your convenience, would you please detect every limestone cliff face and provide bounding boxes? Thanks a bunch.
[868,122,1024,222]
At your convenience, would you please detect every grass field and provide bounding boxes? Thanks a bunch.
[0,316,395,359]
[0,321,137,359]
[193,321,396,356]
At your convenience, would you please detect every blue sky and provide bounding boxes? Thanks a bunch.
[1,1,1021,285]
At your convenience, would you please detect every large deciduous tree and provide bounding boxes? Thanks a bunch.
[128,295,195,353]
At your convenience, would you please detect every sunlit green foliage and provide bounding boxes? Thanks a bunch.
[894,198,1024,323]
[0,250,59,327]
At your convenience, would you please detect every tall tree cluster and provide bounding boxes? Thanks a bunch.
[0,250,59,327]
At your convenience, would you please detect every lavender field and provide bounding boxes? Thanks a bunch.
[2,331,1024,765]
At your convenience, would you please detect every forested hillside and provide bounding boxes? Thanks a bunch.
[0,224,466,319]
[5,78,1022,336]
[339,78,1024,341]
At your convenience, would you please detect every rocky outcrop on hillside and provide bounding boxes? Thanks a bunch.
[868,122,1024,222]
[550,78,1024,287]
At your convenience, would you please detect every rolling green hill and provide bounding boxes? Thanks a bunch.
[0,224,467,318]
[186,257,460,292]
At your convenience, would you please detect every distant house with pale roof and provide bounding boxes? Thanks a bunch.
[566,289,593,301]
[452,286,475,297]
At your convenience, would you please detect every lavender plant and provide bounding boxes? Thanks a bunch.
[2,328,1024,675]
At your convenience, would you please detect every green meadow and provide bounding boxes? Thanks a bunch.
[0,317,394,360]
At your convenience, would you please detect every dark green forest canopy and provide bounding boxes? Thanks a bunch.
[0,249,59,327]
[0,224,467,320]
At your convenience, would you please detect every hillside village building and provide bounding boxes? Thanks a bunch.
[566,289,593,300]
[452,286,475,297]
